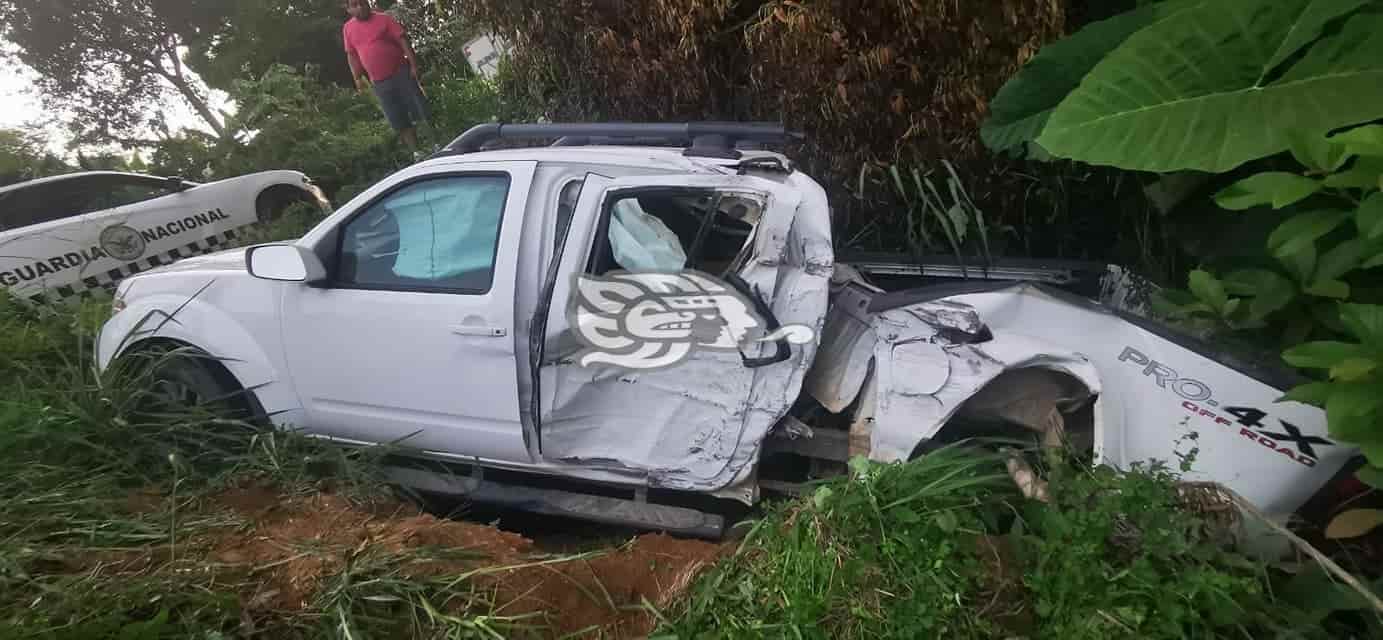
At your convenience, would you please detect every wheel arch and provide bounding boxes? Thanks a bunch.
[98,290,302,425]
[254,183,319,222]
[117,336,270,423]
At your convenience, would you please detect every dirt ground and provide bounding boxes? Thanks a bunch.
[169,483,726,638]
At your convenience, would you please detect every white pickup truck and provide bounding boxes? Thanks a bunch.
[96,123,1353,536]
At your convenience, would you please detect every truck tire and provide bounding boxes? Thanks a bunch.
[129,344,256,423]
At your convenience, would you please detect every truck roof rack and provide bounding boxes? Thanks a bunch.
[437,122,801,160]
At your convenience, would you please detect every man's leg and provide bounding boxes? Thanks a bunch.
[372,73,415,152]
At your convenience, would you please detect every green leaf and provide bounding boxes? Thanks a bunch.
[1363,247,1383,270]
[933,509,960,533]
[1216,172,1323,210]
[1325,383,1383,441]
[1279,566,1374,619]
[1188,269,1228,313]
[1289,129,1351,173]
[1278,240,1318,284]
[813,486,835,510]
[1268,210,1351,259]
[1330,358,1378,381]
[1328,124,1383,158]
[1324,157,1383,190]
[980,0,1202,152]
[1315,239,1368,282]
[1261,0,1374,74]
[1283,341,1370,369]
[1338,303,1383,349]
[1037,4,1383,172]
[1357,192,1383,240]
[1309,301,1347,334]
[1304,279,1350,299]
[1280,381,1335,407]
[1224,269,1298,319]
[888,506,921,524]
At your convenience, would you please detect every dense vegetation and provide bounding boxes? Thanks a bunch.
[980,0,1383,503]
[659,451,1378,639]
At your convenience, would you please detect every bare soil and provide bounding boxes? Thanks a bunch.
[147,483,724,638]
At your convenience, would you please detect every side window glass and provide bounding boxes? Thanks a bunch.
[339,175,510,293]
[592,190,763,277]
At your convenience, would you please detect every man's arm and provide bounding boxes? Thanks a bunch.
[346,49,369,90]
[344,26,368,91]
[384,15,421,84]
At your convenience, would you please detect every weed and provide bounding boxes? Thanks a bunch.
[0,291,514,638]
[658,445,1332,640]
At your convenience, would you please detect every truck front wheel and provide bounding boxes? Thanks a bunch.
[122,343,257,423]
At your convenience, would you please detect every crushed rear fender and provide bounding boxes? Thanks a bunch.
[805,278,1353,518]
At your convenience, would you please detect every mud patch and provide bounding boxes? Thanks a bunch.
[191,483,722,637]
[490,533,726,638]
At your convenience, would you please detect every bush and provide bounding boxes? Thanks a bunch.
[659,449,1332,639]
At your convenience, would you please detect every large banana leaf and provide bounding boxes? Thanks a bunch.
[1036,0,1383,173]
[980,0,1201,153]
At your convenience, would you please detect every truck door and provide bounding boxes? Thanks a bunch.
[281,162,536,462]
[531,173,832,492]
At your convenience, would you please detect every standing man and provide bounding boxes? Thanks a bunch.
[343,0,431,157]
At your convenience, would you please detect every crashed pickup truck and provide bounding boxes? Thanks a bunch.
[96,123,1353,537]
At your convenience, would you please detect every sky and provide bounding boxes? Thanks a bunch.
[1,40,229,159]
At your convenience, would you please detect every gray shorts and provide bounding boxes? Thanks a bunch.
[372,62,430,132]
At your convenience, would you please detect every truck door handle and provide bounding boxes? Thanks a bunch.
[451,324,507,337]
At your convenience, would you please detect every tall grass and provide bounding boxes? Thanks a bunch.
[0,294,522,638]
[656,445,1339,640]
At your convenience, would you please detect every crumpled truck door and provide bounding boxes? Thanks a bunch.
[528,172,833,495]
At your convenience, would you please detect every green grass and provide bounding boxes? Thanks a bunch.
[0,293,522,639]
[655,447,1352,640]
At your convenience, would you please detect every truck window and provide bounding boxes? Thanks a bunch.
[338,175,511,293]
[592,190,762,277]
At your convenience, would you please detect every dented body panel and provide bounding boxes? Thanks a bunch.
[804,281,1347,517]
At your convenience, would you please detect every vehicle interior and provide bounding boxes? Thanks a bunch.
[337,175,510,293]
[589,189,763,278]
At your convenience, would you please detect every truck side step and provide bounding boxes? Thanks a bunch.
[385,466,727,539]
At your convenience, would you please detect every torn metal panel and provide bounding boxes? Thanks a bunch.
[802,282,876,413]
[867,319,1103,462]
[856,281,1350,518]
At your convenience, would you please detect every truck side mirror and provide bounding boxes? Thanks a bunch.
[247,244,327,283]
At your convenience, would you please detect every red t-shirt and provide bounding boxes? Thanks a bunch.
[343,12,407,82]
